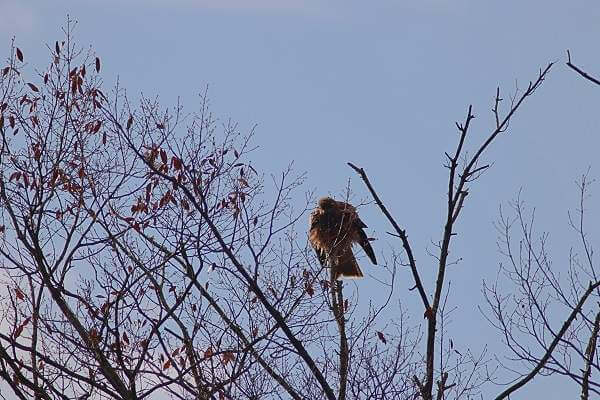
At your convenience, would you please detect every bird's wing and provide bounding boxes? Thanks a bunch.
[354,218,377,265]
[311,243,328,267]
[309,209,328,267]
[355,216,368,229]
[334,246,364,280]
[309,208,322,231]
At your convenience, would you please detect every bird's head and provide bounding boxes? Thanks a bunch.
[318,197,337,210]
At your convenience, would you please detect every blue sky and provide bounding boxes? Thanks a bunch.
[2,0,600,398]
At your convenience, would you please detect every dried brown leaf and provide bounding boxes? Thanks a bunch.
[376,331,387,344]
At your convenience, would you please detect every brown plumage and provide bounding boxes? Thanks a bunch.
[309,197,377,280]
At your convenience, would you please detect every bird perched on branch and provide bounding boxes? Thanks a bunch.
[309,197,377,280]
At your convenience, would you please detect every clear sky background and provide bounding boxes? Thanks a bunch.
[2,1,600,398]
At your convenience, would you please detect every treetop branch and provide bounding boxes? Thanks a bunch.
[567,50,600,86]
[348,162,431,311]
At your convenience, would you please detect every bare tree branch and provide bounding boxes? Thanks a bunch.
[567,50,600,86]
[347,162,431,313]
[494,280,600,400]
[581,310,600,400]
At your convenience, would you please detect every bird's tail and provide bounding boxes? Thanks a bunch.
[333,247,364,280]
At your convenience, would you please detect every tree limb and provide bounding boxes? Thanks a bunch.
[347,162,430,312]
[494,280,600,400]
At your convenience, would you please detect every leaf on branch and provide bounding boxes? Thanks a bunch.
[304,281,314,297]
[163,359,171,370]
[27,83,39,92]
[376,331,387,344]
[95,57,100,73]
[2,67,9,76]
[172,156,182,171]
[49,169,58,187]
[13,324,24,339]
[222,351,235,365]
[55,41,60,55]
[15,288,25,300]
[181,199,189,211]
[14,317,32,339]
[204,347,213,359]
[126,115,133,130]
[16,48,23,62]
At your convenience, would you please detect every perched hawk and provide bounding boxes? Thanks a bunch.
[309,197,377,280]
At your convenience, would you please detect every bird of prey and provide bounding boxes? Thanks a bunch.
[309,197,377,280]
